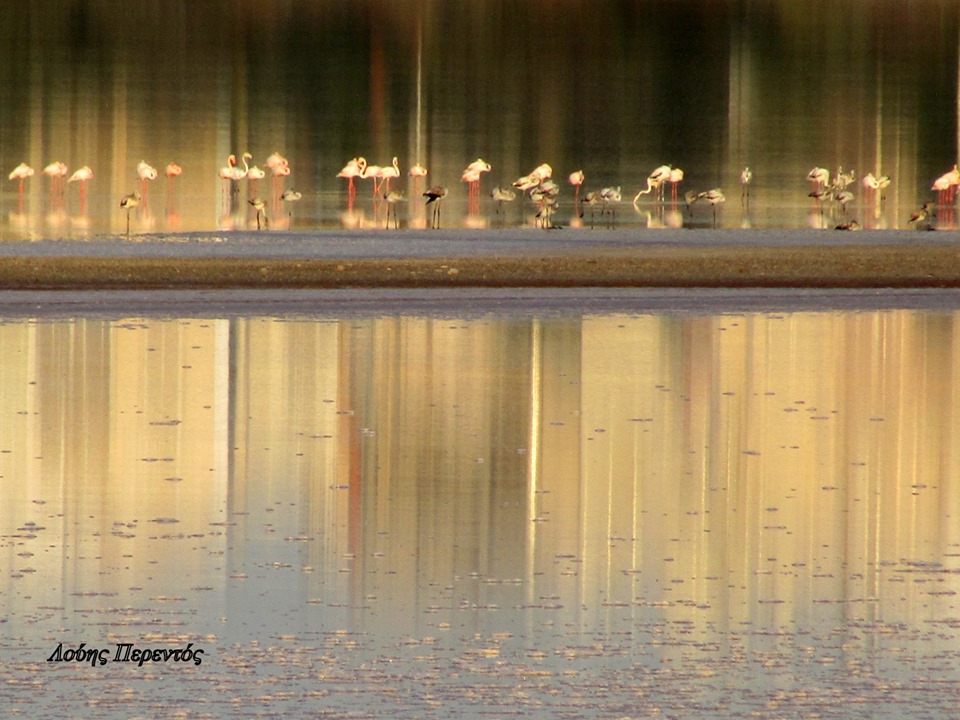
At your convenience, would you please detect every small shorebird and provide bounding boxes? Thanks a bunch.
[280,189,302,219]
[423,185,447,228]
[600,186,621,227]
[490,186,516,222]
[120,191,141,236]
[692,188,726,227]
[248,196,267,229]
[908,202,935,231]
[740,166,752,202]
[383,189,404,229]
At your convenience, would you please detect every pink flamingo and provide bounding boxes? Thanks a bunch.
[219,154,237,200]
[462,158,491,205]
[137,160,158,205]
[568,169,584,207]
[361,162,382,199]
[43,161,68,208]
[68,166,94,213]
[932,165,959,204]
[269,160,291,212]
[377,157,400,193]
[165,162,182,219]
[338,157,367,199]
[9,163,34,211]
[668,167,684,202]
[247,162,266,194]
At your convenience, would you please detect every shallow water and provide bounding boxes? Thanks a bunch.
[0,1,958,237]
[3,291,960,717]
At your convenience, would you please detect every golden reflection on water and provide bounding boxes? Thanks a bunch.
[3,308,960,713]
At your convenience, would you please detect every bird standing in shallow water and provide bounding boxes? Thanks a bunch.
[490,186,516,223]
[383,189,404,229]
[692,188,726,227]
[599,186,621,228]
[248,196,267,230]
[9,163,34,212]
[68,166,93,213]
[740,167,752,203]
[423,186,447,228]
[120,191,141,236]
[568,169,584,213]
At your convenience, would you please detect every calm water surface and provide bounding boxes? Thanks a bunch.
[0,1,959,235]
[2,294,960,717]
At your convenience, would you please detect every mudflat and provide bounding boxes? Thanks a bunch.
[0,230,957,289]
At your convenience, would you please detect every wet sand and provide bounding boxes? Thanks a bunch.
[0,230,958,289]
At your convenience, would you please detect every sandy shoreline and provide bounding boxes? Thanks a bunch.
[0,231,957,288]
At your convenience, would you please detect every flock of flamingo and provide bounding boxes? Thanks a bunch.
[6,152,960,232]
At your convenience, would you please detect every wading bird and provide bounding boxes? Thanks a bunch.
[43,161,68,207]
[120,191,141,236]
[908,201,935,231]
[568,169,584,210]
[692,188,726,227]
[490,186,516,222]
[9,163,34,209]
[378,157,401,193]
[68,166,94,212]
[384,189,404,229]
[599,186,622,228]
[740,166,752,202]
[338,157,367,198]
[248,196,267,230]
[423,185,447,228]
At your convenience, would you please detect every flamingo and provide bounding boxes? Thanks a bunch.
[378,157,401,193]
[529,163,552,182]
[68,166,93,212]
[338,157,367,198]
[43,161,68,207]
[219,154,237,200]
[807,166,829,189]
[230,152,251,182]
[667,167,684,202]
[835,189,854,214]
[423,185,447,228]
[265,152,289,172]
[513,174,541,192]
[9,163,34,210]
[247,162,266,194]
[136,160,157,204]
[408,163,427,179]
[568,169,584,210]
[119,191,141,236]
[931,166,959,204]
[462,158,491,205]
[361,163,382,199]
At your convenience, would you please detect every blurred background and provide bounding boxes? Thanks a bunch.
[0,0,957,232]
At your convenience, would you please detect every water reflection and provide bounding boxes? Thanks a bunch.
[0,2,958,235]
[3,305,960,715]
